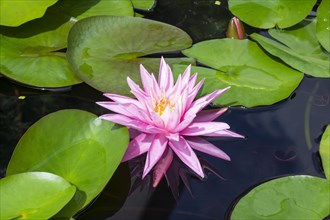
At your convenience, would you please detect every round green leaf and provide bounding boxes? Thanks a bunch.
[0,172,75,219]
[0,0,58,26]
[317,0,330,52]
[67,15,193,95]
[0,12,82,88]
[320,125,330,179]
[6,109,129,217]
[181,39,303,107]
[228,0,317,28]
[251,20,330,78]
[231,175,330,219]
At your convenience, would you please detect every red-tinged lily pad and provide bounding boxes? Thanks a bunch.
[228,0,317,29]
[66,15,194,95]
[180,39,303,107]
[231,175,330,219]
[6,109,129,218]
[0,172,75,220]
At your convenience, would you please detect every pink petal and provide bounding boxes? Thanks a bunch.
[188,73,198,91]
[152,147,174,187]
[173,114,196,133]
[127,77,148,102]
[158,57,174,91]
[150,111,165,128]
[168,136,204,178]
[206,129,245,138]
[186,137,230,161]
[122,133,154,162]
[185,78,204,109]
[181,65,191,89]
[184,87,230,118]
[103,93,142,108]
[193,108,228,122]
[100,114,163,134]
[142,135,168,178]
[181,122,230,136]
[140,64,154,94]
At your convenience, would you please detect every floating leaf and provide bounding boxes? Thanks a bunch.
[0,0,58,26]
[0,172,75,220]
[6,109,129,217]
[0,10,80,88]
[320,125,330,179]
[316,0,330,52]
[231,175,330,219]
[131,0,156,10]
[250,20,330,78]
[228,0,317,28]
[67,16,193,95]
[53,0,134,19]
[181,39,303,107]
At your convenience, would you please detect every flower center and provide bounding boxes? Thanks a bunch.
[153,94,174,116]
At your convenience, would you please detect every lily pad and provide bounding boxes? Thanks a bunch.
[67,15,194,94]
[181,39,303,107]
[231,175,330,219]
[6,109,129,217]
[316,0,330,52]
[0,0,58,26]
[320,125,330,179]
[250,20,330,78]
[0,172,75,220]
[228,0,317,29]
[131,0,156,10]
[0,12,80,88]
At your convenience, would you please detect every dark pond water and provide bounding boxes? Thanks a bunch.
[0,0,329,219]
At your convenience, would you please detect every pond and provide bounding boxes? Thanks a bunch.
[0,0,329,220]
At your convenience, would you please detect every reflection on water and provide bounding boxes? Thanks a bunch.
[0,75,329,219]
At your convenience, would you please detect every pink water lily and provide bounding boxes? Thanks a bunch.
[97,57,243,186]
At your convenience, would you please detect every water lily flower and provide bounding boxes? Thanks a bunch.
[97,57,243,187]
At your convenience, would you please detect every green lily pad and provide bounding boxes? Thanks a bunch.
[67,15,193,94]
[250,20,330,78]
[0,172,75,220]
[316,0,330,52]
[53,0,134,19]
[231,175,330,219]
[131,0,156,10]
[320,125,330,179]
[181,39,303,107]
[0,0,58,26]
[6,109,129,217]
[228,0,317,29]
[0,11,81,88]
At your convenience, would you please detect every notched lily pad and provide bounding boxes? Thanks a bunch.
[67,15,194,95]
[251,19,330,78]
[320,125,330,179]
[231,175,330,219]
[228,0,317,28]
[181,39,303,107]
[0,172,75,220]
[6,109,129,217]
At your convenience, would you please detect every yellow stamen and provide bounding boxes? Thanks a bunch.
[153,94,174,116]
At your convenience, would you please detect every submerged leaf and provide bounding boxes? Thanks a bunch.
[67,16,194,94]
[228,0,317,28]
[231,175,330,219]
[181,39,303,107]
[0,172,75,220]
[320,125,330,179]
[6,109,129,218]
